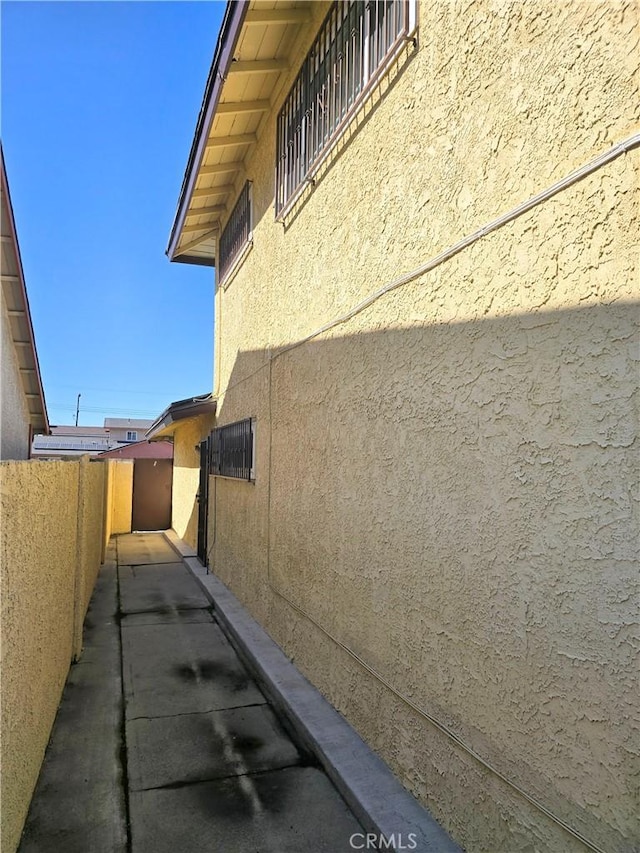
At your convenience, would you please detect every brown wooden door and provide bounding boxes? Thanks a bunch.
[131,458,173,531]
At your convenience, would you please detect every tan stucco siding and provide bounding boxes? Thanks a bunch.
[209,2,639,852]
[215,0,638,393]
[0,460,107,853]
[1,292,31,460]
[172,416,216,549]
[110,459,133,534]
[72,458,107,657]
[103,459,115,551]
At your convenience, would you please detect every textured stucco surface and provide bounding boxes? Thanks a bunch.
[207,2,639,851]
[172,415,216,549]
[72,458,107,658]
[1,292,30,460]
[110,459,133,534]
[1,459,107,853]
[103,459,115,550]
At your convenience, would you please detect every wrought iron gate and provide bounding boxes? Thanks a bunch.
[196,436,210,566]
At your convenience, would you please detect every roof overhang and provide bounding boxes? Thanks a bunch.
[95,439,174,460]
[146,393,217,440]
[166,0,314,267]
[1,146,49,435]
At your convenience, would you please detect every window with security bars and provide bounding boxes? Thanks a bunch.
[210,418,254,480]
[219,182,252,283]
[276,1,412,217]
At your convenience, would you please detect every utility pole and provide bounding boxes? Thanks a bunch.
[75,393,81,427]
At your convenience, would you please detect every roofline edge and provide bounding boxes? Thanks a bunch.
[1,144,50,434]
[166,1,249,263]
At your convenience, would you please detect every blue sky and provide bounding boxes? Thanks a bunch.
[1,1,225,427]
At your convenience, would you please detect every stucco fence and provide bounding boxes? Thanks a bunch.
[0,457,133,853]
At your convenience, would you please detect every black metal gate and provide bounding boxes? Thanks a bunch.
[196,437,210,566]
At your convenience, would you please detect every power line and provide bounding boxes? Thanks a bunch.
[49,402,159,416]
[46,383,187,397]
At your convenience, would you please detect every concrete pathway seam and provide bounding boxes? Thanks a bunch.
[164,530,462,853]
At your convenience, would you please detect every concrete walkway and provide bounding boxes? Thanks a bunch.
[18,533,366,853]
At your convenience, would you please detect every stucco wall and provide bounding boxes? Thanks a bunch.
[0,459,107,853]
[208,2,639,852]
[72,457,107,658]
[0,291,31,460]
[110,459,133,534]
[172,416,216,549]
[103,459,115,552]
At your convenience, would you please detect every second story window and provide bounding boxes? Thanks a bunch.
[219,181,252,284]
[126,430,137,441]
[276,1,414,217]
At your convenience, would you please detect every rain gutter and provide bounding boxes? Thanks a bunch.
[146,393,216,440]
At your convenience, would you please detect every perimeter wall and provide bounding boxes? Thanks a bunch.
[0,457,132,853]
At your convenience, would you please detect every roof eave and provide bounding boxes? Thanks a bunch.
[146,394,216,440]
[166,1,249,264]
[1,145,50,435]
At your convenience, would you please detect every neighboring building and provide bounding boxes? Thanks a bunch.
[95,439,173,460]
[32,418,153,459]
[1,147,49,459]
[32,426,113,459]
[103,417,152,445]
[146,394,216,553]
[167,4,639,852]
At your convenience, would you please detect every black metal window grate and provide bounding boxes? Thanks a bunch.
[210,418,253,480]
[276,1,409,217]
[219,182,252,282]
